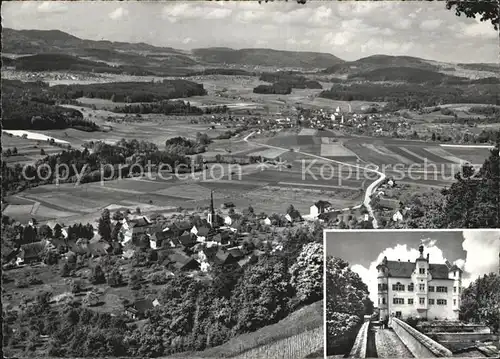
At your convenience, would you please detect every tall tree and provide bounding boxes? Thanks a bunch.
[98,209,112,242]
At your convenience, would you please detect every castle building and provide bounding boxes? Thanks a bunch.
[376,245,462,321]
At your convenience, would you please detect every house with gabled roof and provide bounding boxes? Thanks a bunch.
[170,221,193,236]
[124,298,156,320]
[261,217,272,226]
[190,224,211,242]
[309,200,332,217]
[177,231,197,249]
[16,240,49,265]
[285,210,302,223]
[224,214,241,227]
[168,250,200,271]
[149,230,174,249]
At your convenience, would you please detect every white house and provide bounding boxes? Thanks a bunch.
[191,225,211,242]
[309,200,331,218]
[262,217,272,226]
[377,245,462,321]
[392,210,404,222]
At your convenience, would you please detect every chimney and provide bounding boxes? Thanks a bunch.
[445,260,452,269]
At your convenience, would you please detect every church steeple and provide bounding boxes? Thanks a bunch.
[210,190,215,218]
[208,190,217,228]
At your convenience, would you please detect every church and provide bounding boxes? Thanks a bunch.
[376,244,462,321]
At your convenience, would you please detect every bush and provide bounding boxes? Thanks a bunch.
[15,279,29,288]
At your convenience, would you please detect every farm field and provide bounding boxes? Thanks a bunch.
[34,111,235,148]
[344,138,492,167]
[2,133,64,164]
[5,161,365,224]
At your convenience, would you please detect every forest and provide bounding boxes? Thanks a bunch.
[259,72,322,89]
[114,101,228,116]
[49,80,207,103]
[319,82,499,110]
[1,139,190,197]
[253,83,292,95]
[2,80,98,131]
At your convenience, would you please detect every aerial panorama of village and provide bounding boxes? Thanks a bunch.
[1,1,500,359]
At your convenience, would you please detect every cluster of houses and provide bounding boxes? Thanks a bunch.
[294,106,412,136]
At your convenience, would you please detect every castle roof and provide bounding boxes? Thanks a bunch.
[380,260,453,280]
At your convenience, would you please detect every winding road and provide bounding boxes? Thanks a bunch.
[243,131,386,228]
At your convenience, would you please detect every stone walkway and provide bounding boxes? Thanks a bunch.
[374,327,414,358]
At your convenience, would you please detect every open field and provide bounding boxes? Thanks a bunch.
[2,133,65,164]
[34,108,236,148]
[4,161,365,224]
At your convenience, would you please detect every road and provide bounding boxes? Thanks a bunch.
[373,327,413,358]
[243,131,386,228]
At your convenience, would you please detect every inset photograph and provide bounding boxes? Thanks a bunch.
[325,229,500,358]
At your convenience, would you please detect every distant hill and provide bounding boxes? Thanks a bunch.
[192,47,345,69]
[2,28,184,55]
[347,66,467,84]
[323,54,440,74]
[2,28,195,71]
[9,53,121,72]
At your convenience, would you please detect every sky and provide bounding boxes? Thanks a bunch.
[325,230,500,305]
[2,1,499,63]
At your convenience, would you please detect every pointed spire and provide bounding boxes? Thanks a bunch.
[210,190,215,217]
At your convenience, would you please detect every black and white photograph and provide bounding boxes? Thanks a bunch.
[1,1,499,359]
[325,229,500,358]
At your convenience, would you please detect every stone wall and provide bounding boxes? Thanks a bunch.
[348,321,370,358]
[391,318,453,358]
[435,332,498,342]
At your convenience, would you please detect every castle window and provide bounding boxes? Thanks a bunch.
[428,286,435,292]
[437,299,447,305]
[393,298,404,305]
[382,297,386,304]
[428,299,435,305]
[419,297,425,305]
[419,284,425,291]
[436,286,448,293]
[453,299,457,306]
[392,283,405,291]
[419,268,425,274]
[408,298,414,305]
[453,286,457,293]
[408,283,414,292]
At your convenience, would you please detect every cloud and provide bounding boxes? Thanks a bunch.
[109,7,129,21]
[394,18,413,30]
[162,3,232,22]
[420,19,442,31]
[461,230,500,285]
[182,37,193,45]
[324,31,353,46]
[463,20,498,38]
[37,2,68,14]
